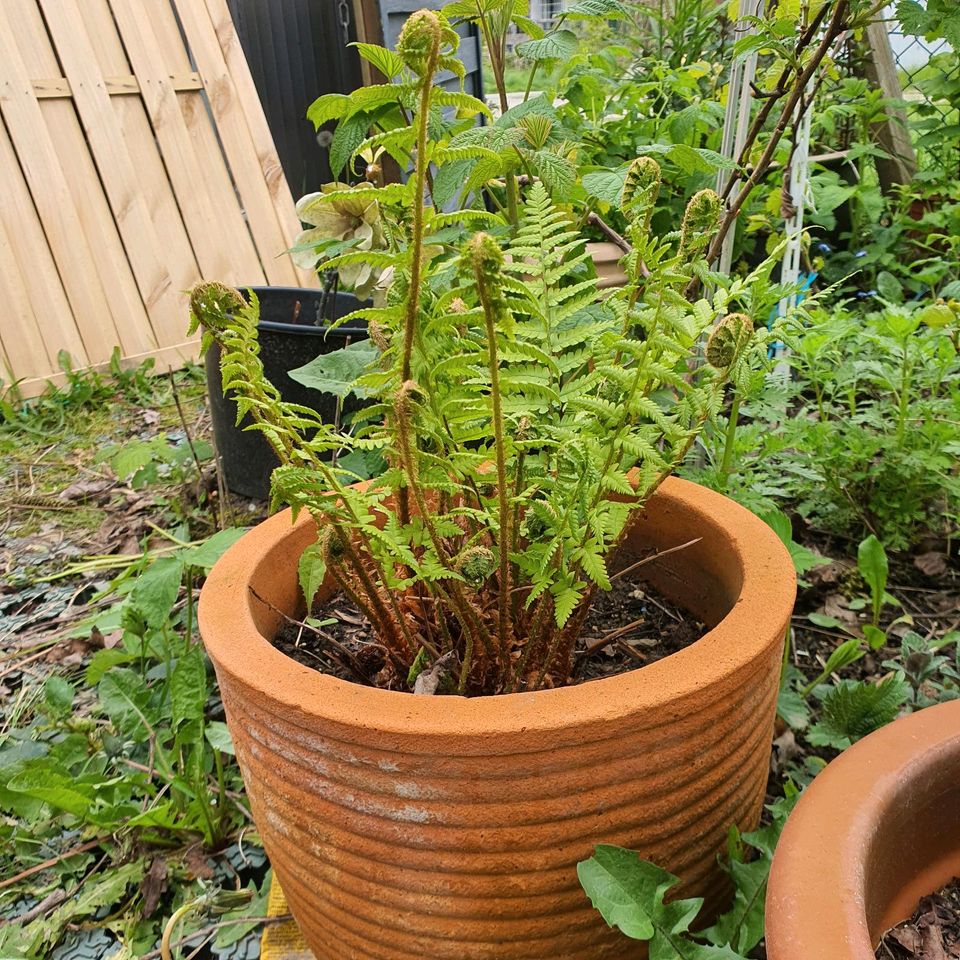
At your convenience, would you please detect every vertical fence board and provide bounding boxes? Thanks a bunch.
[0,5,129,365]
[204,0,315,284]
[172,0,301,285]
[0,119,79,372]
[108,0,262,283]
[0,213,51,384]
[41,0,184,348]
[0,0,311,397]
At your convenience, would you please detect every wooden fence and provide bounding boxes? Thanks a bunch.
[0,0,314,398]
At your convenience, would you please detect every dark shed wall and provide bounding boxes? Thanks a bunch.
[225,0,365,197]
[224,1,483,197]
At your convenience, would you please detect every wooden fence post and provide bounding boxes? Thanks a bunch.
[863,18,918,194]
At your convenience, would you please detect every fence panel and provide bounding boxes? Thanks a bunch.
[0,0,309,398]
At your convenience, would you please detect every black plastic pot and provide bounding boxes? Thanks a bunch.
[204,286,368,501]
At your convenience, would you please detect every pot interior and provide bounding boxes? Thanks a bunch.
[865,742,960,940]
[245,485,745,666]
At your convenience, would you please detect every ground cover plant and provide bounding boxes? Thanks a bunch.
[0,366,277,959]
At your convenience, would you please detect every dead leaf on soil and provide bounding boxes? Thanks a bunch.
[915,551,949,579]
[822,593,858,625]
[807,561,848,587]
[183,844,215,880]
[414,651,458,695]
[770,729,801,776]
[58,478,114,503]
[140,856,169,918]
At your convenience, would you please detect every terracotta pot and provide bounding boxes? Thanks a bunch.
[587,241,628,289]
[766,700,960,960]
[199,477,794,959]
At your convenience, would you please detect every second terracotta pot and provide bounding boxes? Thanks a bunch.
[766,700,960,959]
[587,241,628,289]
[199,477,794,959]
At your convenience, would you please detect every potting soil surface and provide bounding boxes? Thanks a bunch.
[876,878,960,959]
[269,573,706,693]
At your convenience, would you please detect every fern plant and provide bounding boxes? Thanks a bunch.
[190,9,778,697]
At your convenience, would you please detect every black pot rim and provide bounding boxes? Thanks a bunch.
[237,285,369,338]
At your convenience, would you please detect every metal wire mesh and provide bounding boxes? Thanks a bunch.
[884,24,959,174]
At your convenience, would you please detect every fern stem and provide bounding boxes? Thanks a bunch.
[473,260,514,671]
[400,38,439,384]
[718,390,742,490]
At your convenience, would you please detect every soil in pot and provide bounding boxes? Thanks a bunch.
[876,878,960,959]
[264,569,706,691]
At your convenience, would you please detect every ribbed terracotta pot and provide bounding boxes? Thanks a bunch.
[199,477,794,960]
[766,700,960,960]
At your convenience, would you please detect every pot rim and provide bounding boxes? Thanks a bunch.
[766,699,960,959]
[198,476,794,737]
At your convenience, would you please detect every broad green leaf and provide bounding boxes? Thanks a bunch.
[581,169,626,207]
[577,846,670,940]
[857,534,889,623]
[205,721,236,756]
[808,677,908,749]
[516,29,578,62]
[171,646,206,731]
[98,668,152,740]
[307,92,349,129]
[288,340,379,398]
[5,768,98,819]
[299,542,328,609]
[350,42,405,79]
[179,527,248,570]
[43,676,74,717]
[862,624,887,651]
[86,648,135,685]
[129,555,184,629]
[821,637,865,677]
[760,508,829,576]
[330,112,371,178]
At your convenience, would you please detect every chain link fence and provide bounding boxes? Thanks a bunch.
[886,19,959,175]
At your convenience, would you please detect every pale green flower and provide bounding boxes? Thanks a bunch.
[293,183,385,298]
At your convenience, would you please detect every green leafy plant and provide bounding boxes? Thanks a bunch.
[578,791,798,958]
[806,675,909,750]
[771,302,960,549]
[190,9,783,699]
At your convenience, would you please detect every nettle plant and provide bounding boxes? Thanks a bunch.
[191,10,777,697]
